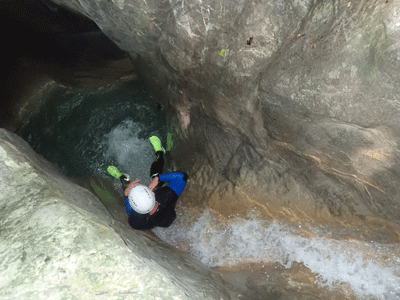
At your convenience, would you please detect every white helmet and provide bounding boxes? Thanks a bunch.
[128,184,156,214]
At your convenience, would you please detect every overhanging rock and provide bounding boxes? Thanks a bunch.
[48,0,400,225]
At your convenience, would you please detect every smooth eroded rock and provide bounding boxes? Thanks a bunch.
[0,129,232,299]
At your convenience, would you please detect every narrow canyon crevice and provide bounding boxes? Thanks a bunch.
[2,0,400,299]
[45,0,400,228]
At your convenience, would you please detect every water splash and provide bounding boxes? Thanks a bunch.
[18,80,166,178]
[103,119,154,185]
[153,211,400,299]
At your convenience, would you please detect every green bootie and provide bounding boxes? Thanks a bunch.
[107,166,123,179]
[107,166,131,188]
[149,136,166,153]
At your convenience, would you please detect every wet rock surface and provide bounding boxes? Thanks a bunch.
[2,0,400,298]
[0,129,233,299]
[49,0,400,227]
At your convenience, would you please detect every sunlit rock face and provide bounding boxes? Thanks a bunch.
[0,129,232,299]
[51,0,400,225]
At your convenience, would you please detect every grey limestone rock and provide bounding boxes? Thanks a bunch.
[0,129,231,299]
[49,0,400,224]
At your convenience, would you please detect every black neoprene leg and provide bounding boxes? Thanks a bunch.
[150,151,164,178]
[120,175,130,189]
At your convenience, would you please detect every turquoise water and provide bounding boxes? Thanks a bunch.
[18,79,167,179]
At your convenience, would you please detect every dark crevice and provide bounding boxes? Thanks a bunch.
[0,0,133,131]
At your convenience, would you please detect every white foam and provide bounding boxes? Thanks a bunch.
[153,211,400,299]
[103,119,154,185]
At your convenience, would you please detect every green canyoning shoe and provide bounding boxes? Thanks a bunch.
[107,166,131,187]
[107,166,123,179]
[149,136,166,154]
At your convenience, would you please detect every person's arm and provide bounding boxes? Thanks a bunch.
[124,196,134,215]
[158,172,187,196]
[124,179,141,197]
[148,176,159,190]
[158,172,185,182]
[124,179,141,217]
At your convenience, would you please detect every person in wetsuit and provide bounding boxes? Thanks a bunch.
[118,136,187,230]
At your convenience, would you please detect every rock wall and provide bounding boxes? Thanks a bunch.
[49,0,400,225]
[0,129,232,299]
[0,0,136,131]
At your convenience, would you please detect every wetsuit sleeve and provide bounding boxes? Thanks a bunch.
[124,196,134,215]
[158,172,187,196]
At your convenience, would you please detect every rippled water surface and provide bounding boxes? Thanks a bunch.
[18,79,166,181]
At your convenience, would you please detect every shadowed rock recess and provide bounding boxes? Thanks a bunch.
[50,0,400,224]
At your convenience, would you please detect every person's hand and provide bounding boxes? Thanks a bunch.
[124,179,141,197]
[148,176,159,191]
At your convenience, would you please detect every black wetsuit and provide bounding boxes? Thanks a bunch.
[123,151,187,230]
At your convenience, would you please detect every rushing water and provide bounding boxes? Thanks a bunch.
[154,212,400,299]
[18,79,400,300]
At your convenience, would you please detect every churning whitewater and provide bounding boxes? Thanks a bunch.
[154,212,400,300]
